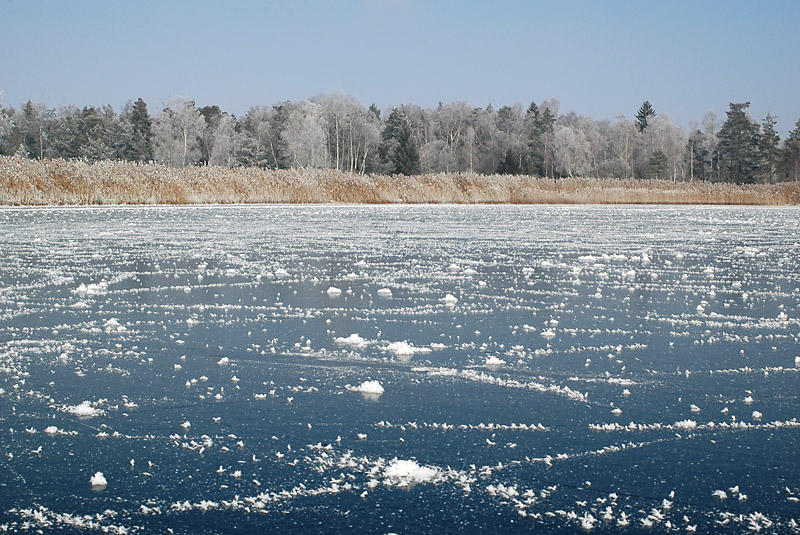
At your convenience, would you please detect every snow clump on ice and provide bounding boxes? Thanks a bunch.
[484,356,506,367]
[66,401,104,419]
[350,381,385,395]
[335,333,369,348]
[442,294,458,305]
[383,459,441,488]
[89,472,107,488]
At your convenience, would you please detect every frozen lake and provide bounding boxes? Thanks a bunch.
[0,205,798,533]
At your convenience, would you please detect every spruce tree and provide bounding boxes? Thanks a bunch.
[717,102,760,183]
[648,149,668,179]
[378,108,415,174]
[757,113,780,182]
[393,118,420,175]
[686,130,711,182]
[783,118,800,181]
[635,101,656,133]
[21,101,46,159]
[129,98,153,161]
[497,148,522,175]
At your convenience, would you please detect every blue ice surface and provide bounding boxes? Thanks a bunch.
[0,205,798,533]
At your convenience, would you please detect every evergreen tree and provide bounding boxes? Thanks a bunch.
[0,105,14,156]
[648,149,669,179]
[20,101,48,159]
[635,101,656,133]
[199,105,223,164]
[392,116,420,175]
[377,108,406,172]
[367,103,381,122]
[497,148,522,174]
[717,102,760,183]
[783,118,800,181]
[128,98,153,161]
[46,107,83,159]
[686,130,711,181]
[757,113,780,182]
[535,106,556,177]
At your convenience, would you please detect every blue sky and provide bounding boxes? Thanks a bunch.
[2,0,799,134]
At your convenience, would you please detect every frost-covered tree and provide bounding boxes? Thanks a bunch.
[153,98,205,167]
[314,94,381,173]
[686,129,712,182]
[18,101,50,159]
[237,104,289,168]
[0,91,15,156]
[281,101,329,168]
[552,125,591,177]
[598,116,636,178]
[783,118,800,181]
[647,115,686,181]
[209,114,239,168]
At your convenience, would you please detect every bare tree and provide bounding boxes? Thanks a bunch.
[209,115,238,168]
[281,101,329,168]
[153,97,205,167]
[553,125,591,177]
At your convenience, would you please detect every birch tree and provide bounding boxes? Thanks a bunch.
[281,101,329,168]
[553,125,591,177]
[209,115,238,168]
[153,98,205,167]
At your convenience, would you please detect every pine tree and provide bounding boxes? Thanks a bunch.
[717,102,760,183]
[635,101,656,133]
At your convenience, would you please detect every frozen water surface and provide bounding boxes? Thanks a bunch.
[0,204,798,533]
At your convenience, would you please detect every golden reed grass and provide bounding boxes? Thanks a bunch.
[1,156,798,205]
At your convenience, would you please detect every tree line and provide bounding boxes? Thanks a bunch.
[1,92,798,182]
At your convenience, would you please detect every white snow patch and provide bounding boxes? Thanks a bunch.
[384,341,431,358]
[89,472,107,488]
[484,356,506,368]
[66,401,104,419]
[335,333,369,348]
[383,459,441,488]
[674,419,697,431]
[349,381,385,395]
[442,294,458,305]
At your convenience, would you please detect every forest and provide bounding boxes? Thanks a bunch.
[1,93,799,184]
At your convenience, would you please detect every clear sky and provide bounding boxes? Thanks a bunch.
[2,0,799,134]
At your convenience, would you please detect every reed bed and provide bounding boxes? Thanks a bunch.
[1,156,798,206]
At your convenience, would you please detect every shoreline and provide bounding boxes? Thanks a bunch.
[3,202,800,209]
[3,156,798,206]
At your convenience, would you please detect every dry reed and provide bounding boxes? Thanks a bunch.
[1,156,798,206]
